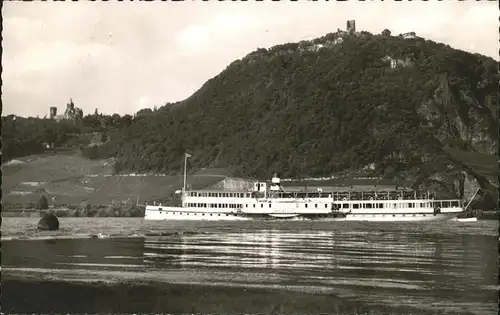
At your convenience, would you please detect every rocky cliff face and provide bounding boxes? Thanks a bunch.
[415,72,497,206]
[419,75,496,154]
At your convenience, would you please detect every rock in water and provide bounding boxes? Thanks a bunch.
[37,213,60,231]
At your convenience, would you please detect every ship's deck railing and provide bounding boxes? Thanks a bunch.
[185,190,461,202]
[263,191,444,201]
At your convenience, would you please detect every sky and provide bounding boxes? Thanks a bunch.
[2,1,498,118]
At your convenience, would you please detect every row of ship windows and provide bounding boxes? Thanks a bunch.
[187,192,252,198]
[185,193,461,207]
[185,201,461,209]
[161,211,232,217]
[186,203,244,208]
[345,201,460,209]
[186,203,330,209]
[343,201,459,209]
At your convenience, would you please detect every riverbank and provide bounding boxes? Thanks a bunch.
[2,204,145,218]
[1,278,425,314]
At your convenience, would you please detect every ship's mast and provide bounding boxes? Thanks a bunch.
[183,152,191,193]
[182,152,192,207]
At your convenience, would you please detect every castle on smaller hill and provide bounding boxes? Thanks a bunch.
[49,98,83,121]
[346,20,356,33]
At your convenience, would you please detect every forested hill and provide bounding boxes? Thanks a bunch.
[8,29,498,205]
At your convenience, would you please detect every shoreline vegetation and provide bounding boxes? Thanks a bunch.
[2,203,145,218]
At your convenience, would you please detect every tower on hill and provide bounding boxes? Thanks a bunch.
[49,107,57,119]
[347,20,356,33]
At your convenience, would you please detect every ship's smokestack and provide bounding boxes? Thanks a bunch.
[270,173,281,191]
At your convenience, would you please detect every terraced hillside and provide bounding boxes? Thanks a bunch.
[3,153,226,209]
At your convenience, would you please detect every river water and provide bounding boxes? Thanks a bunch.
[2,218,498,314]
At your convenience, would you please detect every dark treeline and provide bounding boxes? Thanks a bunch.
[1,110,134,161]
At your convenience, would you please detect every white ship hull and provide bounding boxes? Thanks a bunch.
[450,217,478,222]
[145,206,462,222]
[341,212,459,222]
[144,206,335,221]
[144,206,250,221]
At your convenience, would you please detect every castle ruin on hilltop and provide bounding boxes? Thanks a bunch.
[346,20,356,33]
[49,98,83,121]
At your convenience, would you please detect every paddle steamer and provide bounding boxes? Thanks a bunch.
[144,154,471,222]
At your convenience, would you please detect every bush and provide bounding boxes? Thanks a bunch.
[54,209,69,217]
[97,207,114,217]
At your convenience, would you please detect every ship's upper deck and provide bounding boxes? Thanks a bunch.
[184,190,460,202]
[184,174,461,202]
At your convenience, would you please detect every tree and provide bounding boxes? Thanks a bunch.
[136,108,153,117]
[111,114,121,127]
[120,115,133,128]
[75,108,84,120]
[382,29,391,37]
[37,195,49,210]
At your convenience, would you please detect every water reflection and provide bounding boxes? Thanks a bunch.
[142,229,484,277]
[141,229,498,314]
[2,226,498,315]
[143,230,339,270]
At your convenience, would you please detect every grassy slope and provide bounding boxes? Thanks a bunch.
[3,153,226,208]
[3,153,404,209]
